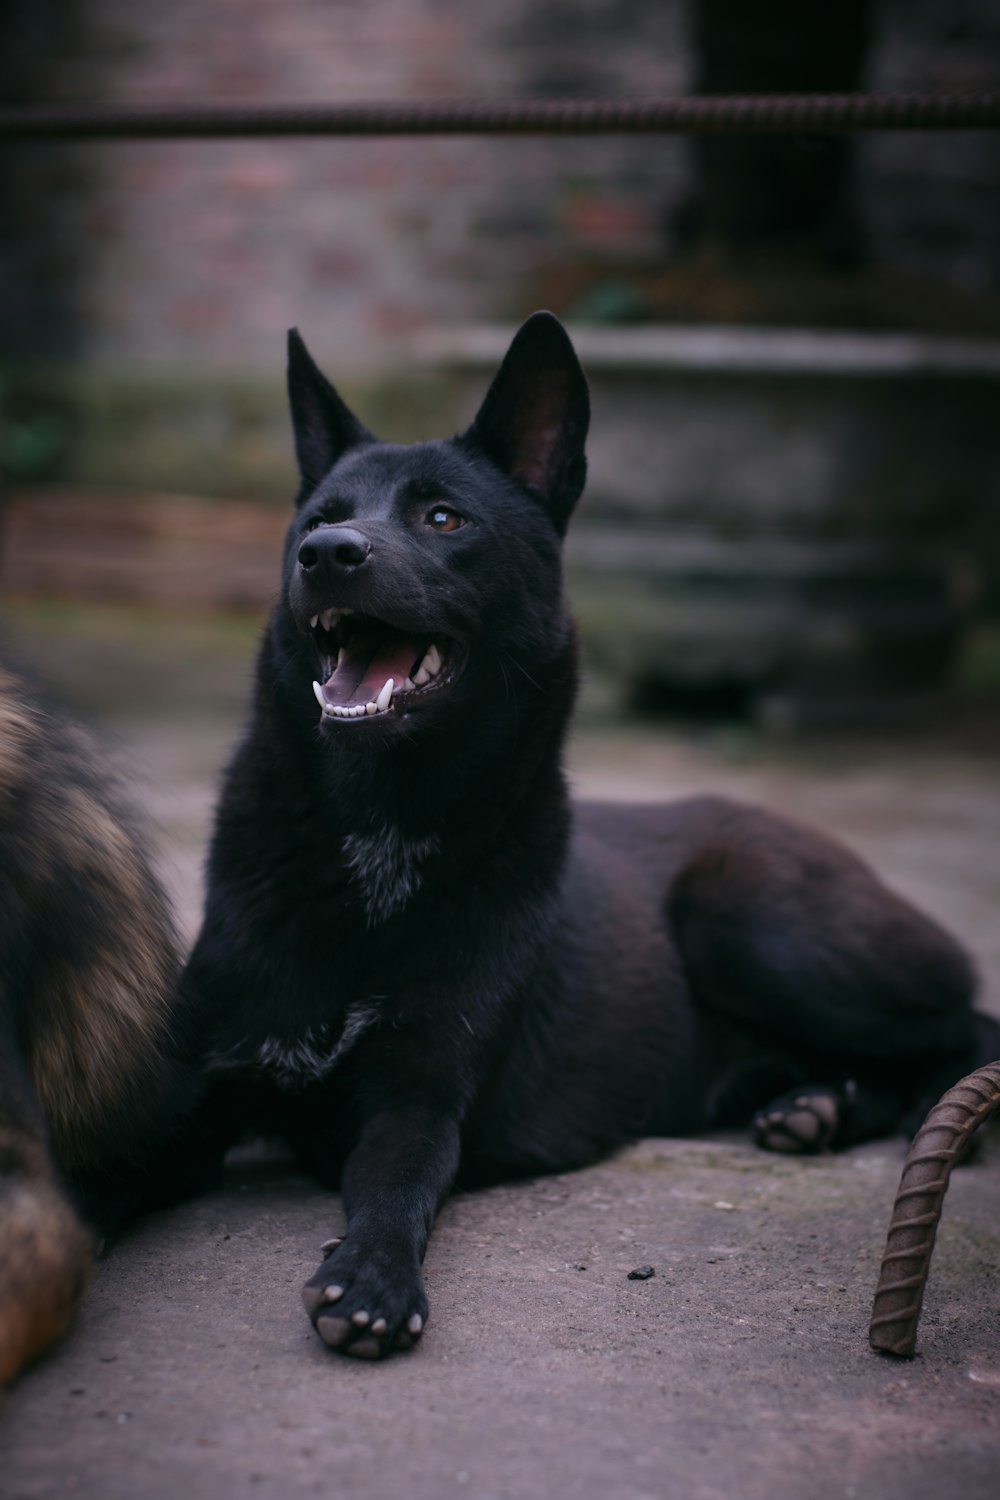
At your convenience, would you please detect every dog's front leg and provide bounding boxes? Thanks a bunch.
[301,1098,461,1358]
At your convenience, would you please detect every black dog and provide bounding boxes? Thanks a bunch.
[175,312,994,1360]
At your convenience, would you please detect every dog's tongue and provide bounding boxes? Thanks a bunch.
[322,628,422,707]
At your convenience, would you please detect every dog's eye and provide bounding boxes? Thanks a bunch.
[425,506,466,533]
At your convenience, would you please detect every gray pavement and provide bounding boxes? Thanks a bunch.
[1,608,999,1499]
[3,1135,1000,1500]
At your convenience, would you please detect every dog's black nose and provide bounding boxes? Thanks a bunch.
[298,526,372,575]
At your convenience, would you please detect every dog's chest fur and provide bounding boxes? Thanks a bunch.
[342,821,439,925]
[208,1002,379,1091]
[203,820,437,1088]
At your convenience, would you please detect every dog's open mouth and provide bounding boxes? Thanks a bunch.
[309,608,465,724]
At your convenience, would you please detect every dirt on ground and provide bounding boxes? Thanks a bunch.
[0,598,998,1500]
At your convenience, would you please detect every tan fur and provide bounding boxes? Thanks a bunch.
[28,946,174,1169]
[0,672,32,789]
[0,1137,93,1384]
[23,787,176,1167]
[1,666,180,1383]
[0,678,176,1164]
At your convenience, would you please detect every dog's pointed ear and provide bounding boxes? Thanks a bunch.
[461,312,589,534]
[287,329,373,494]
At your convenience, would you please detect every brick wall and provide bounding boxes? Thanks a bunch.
[1,0,998,374]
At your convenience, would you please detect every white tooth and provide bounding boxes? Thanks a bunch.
[312,681,325,707]
[403,677,415,692]
[425,643,442,677]
[376,678,393,713]
[336,646,346,668]
[320,609,334,632]
[334,705,349,718]
[324,704,338,717]
[413,664,430,686]
[310,615,318,629]
[354,705,367,717]
[365,701,377,715]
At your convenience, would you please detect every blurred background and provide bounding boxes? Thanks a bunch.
[0,0,998,998]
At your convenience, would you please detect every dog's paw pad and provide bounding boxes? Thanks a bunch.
[315,1314,352,1349]
[347,1336,383,1359]
[302,1247,427,1359]
[302,1281,344,1317]
[753,1086,841,1154]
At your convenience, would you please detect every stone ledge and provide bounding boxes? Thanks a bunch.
[413,323,1000,379]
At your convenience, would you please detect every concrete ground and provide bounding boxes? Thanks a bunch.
[1,601,999,1500]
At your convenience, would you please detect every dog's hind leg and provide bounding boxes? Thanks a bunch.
[0,1017,93,1384]
[751,1079,907,1153]
[669,802,981,1149]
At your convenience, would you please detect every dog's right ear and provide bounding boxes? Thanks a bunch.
[287,329,373,494]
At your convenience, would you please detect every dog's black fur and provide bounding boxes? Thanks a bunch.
[170,312,995,1359]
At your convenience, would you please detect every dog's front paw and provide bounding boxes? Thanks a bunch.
[301,1239,427,1359]
[753,1083,845,1154]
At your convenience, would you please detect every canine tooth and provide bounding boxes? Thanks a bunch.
[413,664,430,686]
[376,678,393,713]
[365,701,377,715]
[337,646,346,668]
[312,681,324,707]
[321,608,336,632]
[310,615,318,629]
[425,643,442,677]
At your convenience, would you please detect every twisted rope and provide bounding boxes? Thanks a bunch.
[869,1059,1000,1358]
[0,93,999,141]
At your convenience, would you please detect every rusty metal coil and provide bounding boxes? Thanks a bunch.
[869,1059,1000,1358]
[0,93,999,142]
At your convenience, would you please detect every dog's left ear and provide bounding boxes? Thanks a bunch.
[462,311,589,534]
[287,329,373,494]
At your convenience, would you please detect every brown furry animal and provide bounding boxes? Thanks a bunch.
[0,665,187,1383]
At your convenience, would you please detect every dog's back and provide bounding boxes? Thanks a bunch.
[0,665,182,1381]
